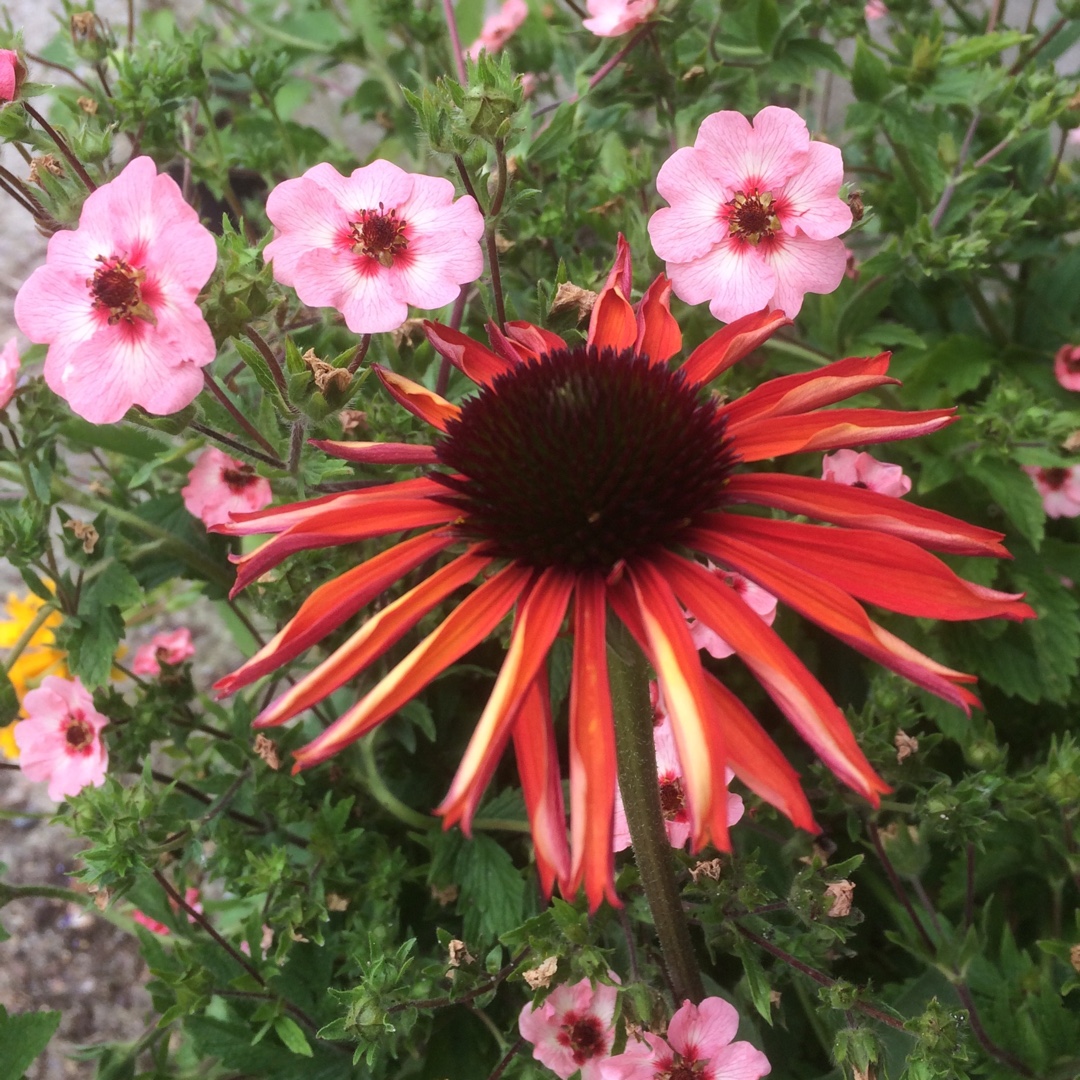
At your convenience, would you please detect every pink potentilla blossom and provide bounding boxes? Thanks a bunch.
[687,568,778,660]
[1024,465,1080,518]
[582,0,657,37]
[13,157,218,425]
[519,976,618,1080]
[613,699,744,852]
[467,0,528,58]
[0,337,18,409]
[0,49,22,102]
[264,160,485,334]
[182,448,273,528]
[601,997,771,1080]
[132,628,196,676]
[864,0,888,20]
[822,448,912,498]
[648,106,852,323]
[1054,344,1080,391]
[14,675,109,801]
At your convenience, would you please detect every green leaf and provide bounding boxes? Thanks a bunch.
[780,38,847,77]
[756,0,780,52]
[526,102,578,166]
[0,1005,62,1080]
[233,337,289,411]
[454,833,525,945]
[967,458,1045,549]
[0,667,17,726]
[274,1016,314,1057]
[731,936,774,1024]
[940,30,1029,66]
[852,39,891,103]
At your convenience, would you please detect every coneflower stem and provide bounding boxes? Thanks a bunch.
[608,621,704,1005]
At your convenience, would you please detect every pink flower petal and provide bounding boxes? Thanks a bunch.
[697,108,809,195]
[776,142,853,241]
[651,150,730,262]
[759,232,848,319]
[666,240,777,328]
[668,997,740,1060]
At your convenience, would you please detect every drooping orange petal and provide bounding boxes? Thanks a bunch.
[424,321,514,386]
[229,497,455,597]
[253,549,490,728]
[654,549,889,803]
[291,563,532,770]
[703,672,819,834]
[587,235,637,354]
[685,523,982,713]
[719,354,898,426]
[215,529,454,696]
[635,275,681,365]
[624,560,729,852]
[505,320,566,359]
[723,473,1010,557]
[727,407,957,461]
[511,669,572,900]
[374,366,461,432]
[438,567,574,831]
[604,232,633,297]
[681,309,791,387]
[714,514,1034,622]
[568,573,619,910]
[309,440,439,465]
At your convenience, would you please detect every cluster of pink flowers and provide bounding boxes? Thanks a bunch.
[132,628,196,676]
[519,979,771,1080]
[182,447,273,528]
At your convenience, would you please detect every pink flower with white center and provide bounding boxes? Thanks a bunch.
[1023,465,1080,518]
[0,337,19,409]
[822,448,912,498]
[14,675,109,801]
[467,0,528,58]
[519,977,619,1080]
[582,0,657,37]
[132,628,196,676]
[864,0,888,20]
[14,157,218,425]
[648,107,852,323]
[0,49,23,102]
[601,997,771,1080]
[613,685,744,852]
[182,448,273,528]
[687,568,777,660]
[1054,345,1080,391]
[263,160,485,334]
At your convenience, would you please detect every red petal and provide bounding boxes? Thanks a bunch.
[438,568,574,831]
[229,496,455,596]
[309,440,439,465]
[375,366,461,432]
[713,514,1034,622]
[604,233,633,298]
[681,309,791,387]
[723,473,1010,557]
[728,407,956,461]
[587,236,636,353]
[568,573,620,910]
[291,563,532,769]
[654,549,889,802]
[505,320,566,358]
[720,354,898,426]
[511,670,572,900]
[254,549,491,728]
[686,523,982,713]
[487,319,536,364]
[635,275,681,365]
[703,673,819,834]
[423,321,514,386]
[215,529,453,695]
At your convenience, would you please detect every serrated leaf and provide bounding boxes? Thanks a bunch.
[941,30,1029,66]
[731,936,774,1024]
[454,833,525,945]
[853,38,891,103]
[0,1005,62,1080]
[274,1016,314,1057]
[967,458,1044,549]
[233,337,289,411]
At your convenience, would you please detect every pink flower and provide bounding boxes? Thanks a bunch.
[864,0,888,19]
[601,997,771,1080]
[467,0,528,58]
[519,977,618,1080]
[648,107,852,323]
[822,448,912,498]
[132,628,196,676]
[14,157,217,424]
[264,160,485,334]
[582,0,657,37]
[14,675,109,801]
[182,448,273,528]
[0,49,23,102]
[0,337,19,409]
[1054,345,1080,391]
[613,685,744,852]
[1024,465,1080,518]
[687,569,778,660]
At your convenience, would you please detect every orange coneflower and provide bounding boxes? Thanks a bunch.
[214,238,1034,909]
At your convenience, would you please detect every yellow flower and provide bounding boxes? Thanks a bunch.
[0,721,18,760]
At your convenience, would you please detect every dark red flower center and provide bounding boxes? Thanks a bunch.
[725,190,781,245]
[433,345,737,571]
[556,1012,608,1065]
[88,255,154,325]
[350,204,409,267]
[662,1058,705,1080]
[659,775,686,821]
[64,713,93,754]
[1040,467,1069,490]
[222,463,258,493]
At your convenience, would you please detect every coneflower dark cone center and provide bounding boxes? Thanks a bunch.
[433,345,737,571]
